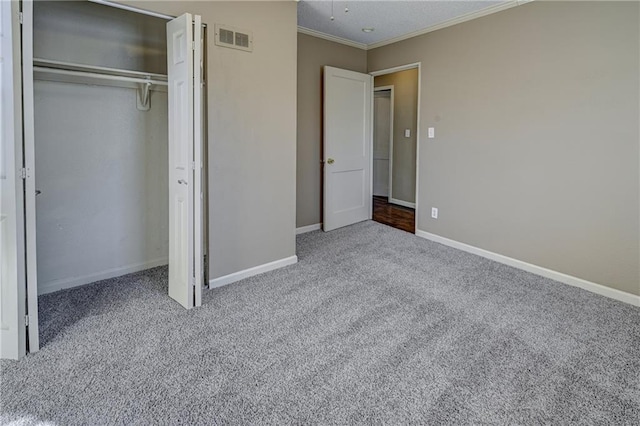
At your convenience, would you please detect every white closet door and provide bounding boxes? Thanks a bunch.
[21,0,40,354]
[167,13,204,309]
[1,0,39,359]
[0,0,27,360]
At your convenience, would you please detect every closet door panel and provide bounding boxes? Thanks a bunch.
[167,13,194,309]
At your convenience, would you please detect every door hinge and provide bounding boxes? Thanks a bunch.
[25,315,29,327]
[192,161,196,170]
[20,168,28,179]
[192,41,196,51]
[18,12,23,24]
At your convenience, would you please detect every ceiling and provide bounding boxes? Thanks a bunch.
[297,0,513,49]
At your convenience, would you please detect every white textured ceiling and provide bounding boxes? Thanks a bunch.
[298,0,509,47]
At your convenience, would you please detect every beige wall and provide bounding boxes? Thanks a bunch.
[297,33,367,228]
[374,69,418,204]
[368,1,640,295]
[126,1,298,278]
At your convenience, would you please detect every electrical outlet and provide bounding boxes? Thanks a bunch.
[431,207,438,219]
[428,127,435,139]
[404,129,411,138]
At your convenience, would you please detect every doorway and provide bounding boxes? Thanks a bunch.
[370,66,419,233]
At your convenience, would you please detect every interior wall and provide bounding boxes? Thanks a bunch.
[367,1,640,295]
[123,1,298,278]
[34,82,168,293]
[374,69,418,205]
[296,32,367,228]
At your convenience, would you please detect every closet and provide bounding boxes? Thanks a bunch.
[2,0,206,359]
[33,0,170,296]
[21,0,205,345]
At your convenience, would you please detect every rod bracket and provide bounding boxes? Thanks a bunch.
[137,80,152,111]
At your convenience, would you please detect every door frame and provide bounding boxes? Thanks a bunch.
[373,86,394,200]
[370,62,421,230]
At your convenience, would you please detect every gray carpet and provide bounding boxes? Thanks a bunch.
[1,221,639,425]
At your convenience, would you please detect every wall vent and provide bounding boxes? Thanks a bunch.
[214,24,253,52]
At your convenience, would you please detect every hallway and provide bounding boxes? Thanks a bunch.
[372,196,415,233]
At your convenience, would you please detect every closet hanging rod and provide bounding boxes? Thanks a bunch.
[33,66,168,86]
[33,58,167,84]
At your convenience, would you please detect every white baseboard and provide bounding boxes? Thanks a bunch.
[389,198,416,209]
[208,255,298,289]
[38,257,168,295]
[415,230,640,307]
[296,223,322,234]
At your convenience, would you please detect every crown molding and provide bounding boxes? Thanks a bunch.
[297,26,367,50]
[367,0,526,50]
[298,0,534,52]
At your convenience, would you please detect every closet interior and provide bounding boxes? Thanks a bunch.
[33,0,171,294]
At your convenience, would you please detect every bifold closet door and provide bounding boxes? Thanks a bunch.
[167,13,204,309]
[1,0,40,359]
[0,0,28,360]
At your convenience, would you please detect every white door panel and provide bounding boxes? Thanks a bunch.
[0,0,27,360]
[167,13,204,309]
[373,159,389,197]
[373,92,391,197]
[21,0,39,353]
[323,66,372,232]
[168,14,193,309]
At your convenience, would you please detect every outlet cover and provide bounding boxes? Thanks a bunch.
[431,207,438,219]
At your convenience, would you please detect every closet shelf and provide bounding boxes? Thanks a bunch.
[33,58,168,92]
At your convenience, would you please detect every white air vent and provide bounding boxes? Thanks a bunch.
[214,24,253,52]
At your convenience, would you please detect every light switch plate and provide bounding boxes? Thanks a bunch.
[428,127,435,139]
[404,129,411,138]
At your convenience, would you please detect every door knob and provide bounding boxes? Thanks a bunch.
[178,179,188,185]
[327,158,335,164]
[35,190,42,196]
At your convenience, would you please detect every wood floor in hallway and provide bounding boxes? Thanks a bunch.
[372,196,415,233]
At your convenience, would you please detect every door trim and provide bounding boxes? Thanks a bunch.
[373,86,394,200]
[370,62,421,231]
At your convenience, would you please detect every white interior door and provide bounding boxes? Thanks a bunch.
[167,13,203,309]
[373,90,392,197]
[323,66,372,232]
[1,0,27,360]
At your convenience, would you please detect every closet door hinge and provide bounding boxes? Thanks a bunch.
[18,12,23,25]
[20,168,28,179]
[192,41,196,51]
[24,315,29,327]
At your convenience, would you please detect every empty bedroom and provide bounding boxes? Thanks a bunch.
[2,0,639,424]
